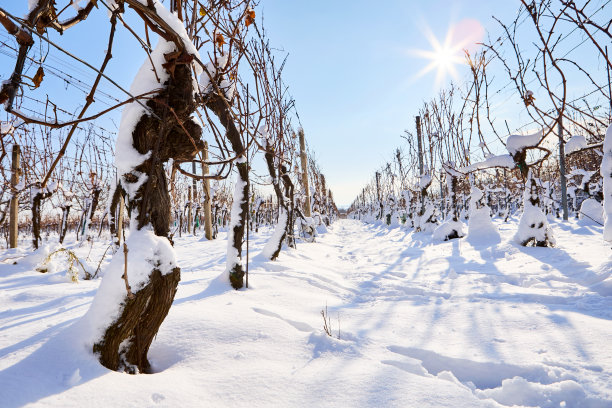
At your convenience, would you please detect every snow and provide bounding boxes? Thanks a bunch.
[467,186,500,244]
[433,220,465,241]
[261,209,287,259]
[462,154,515,173]
[0,121,15,135]
[225,176,246,275]
[1,219,611,407]
[515,172,555,247]
[81,225,177,344]
[419,173,432,189]
[565,135,587,155]
[579,198,604,225]
[600,124,612,241]
[506,130,542,155]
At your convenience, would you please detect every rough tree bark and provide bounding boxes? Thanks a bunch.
[31,185,53,250]
[58,204,71,244]
[263,145,291,260]
[93,59,203,373]
[205,94,248,289]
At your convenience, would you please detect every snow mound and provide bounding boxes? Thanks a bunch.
[600,124,612,241]
[565,135,587,155]
[433,220,465,241]
[506,130,542,155]
[579,198,603,225]
[476,376,605,408]
[467,186,500,245]
[462,154,515,172]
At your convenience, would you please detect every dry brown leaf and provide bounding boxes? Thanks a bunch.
[215,33,225,49]
[32,66,44,89]
[245,9,255,27]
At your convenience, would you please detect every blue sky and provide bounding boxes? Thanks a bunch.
[1,0,608,207]
[258,0,522,206]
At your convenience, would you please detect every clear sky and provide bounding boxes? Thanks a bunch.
[258,0,523,206]
[1,0,607,207]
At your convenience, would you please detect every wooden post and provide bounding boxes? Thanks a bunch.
[9,144,20,248]
[416,116,425,214]
[375,171,382,219]
[298,129,312,217]
[558,116,569,221]
[187,186,192,235]
[192,161,197,235]
[116,194,124,245]
[202,142,213,240]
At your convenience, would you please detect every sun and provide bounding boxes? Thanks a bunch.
[411,25,468,88]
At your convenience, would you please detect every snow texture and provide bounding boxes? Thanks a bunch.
[261,209,287,259]
[579,198,603,225]
[467,186,500,244]
[81,225,177,344]
[225,176,246,274]
[600,124,612,241]
[506,130,542,155]
[565,135,587,155]
[515,173,555,246]
[0,219,611,407]
[462,154,515,173]
[433,220,465,241]
[0,121,15,135]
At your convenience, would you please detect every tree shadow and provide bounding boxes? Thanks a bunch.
[0,319,107,408]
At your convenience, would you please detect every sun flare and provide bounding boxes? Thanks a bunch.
[410,23,474,88]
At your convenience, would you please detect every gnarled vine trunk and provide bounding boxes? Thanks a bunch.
[93,59,203,373]
[205,94,248,289]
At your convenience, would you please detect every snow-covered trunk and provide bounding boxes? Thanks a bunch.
[262,208,288,260]
[82,186,101,241]
[466,181,499,243]
[601,124,612,241]
[262,147,289,259]
[280,164,297,249]
[89,30,203,372]
[515,171,555,247]
[225,172,248,288]
[108,184,124,247]
[58,204,71,244]
[205,90,249,289]
[31,187,52,250]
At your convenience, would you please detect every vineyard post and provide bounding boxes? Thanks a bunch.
[9,144,20,248]
[192,161,197,235]
[116,194,124,246]
[375,171,382,219]
[202,141,213,240]
[187,185,192,235]
[416,115,424,214]
[558,116,568,221]
[299,129,311,217]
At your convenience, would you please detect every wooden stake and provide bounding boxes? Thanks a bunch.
[192,160,197,235]
[9,144,20,248]
[187,185,192,235]
[202,142,213,240]
[416,116,424,214]
[116,194,124,246]
[298,129,312,217]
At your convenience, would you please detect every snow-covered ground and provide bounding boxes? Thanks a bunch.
[0,218,611,407]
